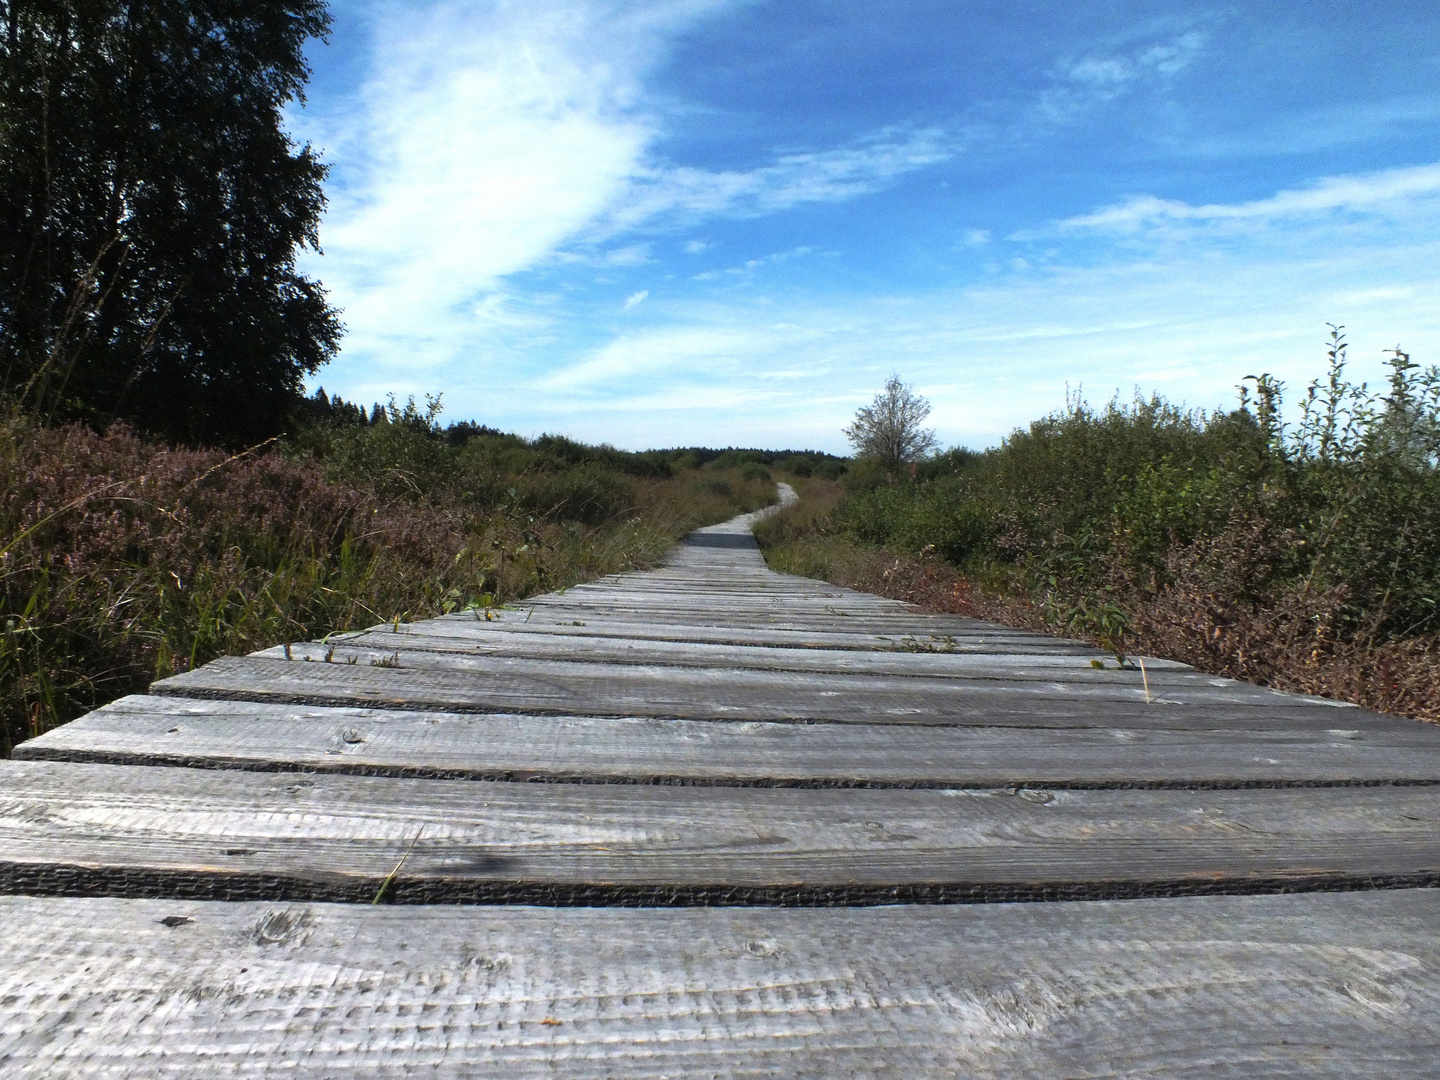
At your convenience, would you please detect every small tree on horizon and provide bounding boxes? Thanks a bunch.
[844,374,939,472]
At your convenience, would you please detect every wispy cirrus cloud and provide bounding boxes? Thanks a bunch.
[690,245,818,281]
[1174,95,1440,158]
[535,323,782,393]
[295,0,740,371]
[597,124,955,233]
[298,0,960,380]
[1058,162,1440,234]
[1036,28,1208,123]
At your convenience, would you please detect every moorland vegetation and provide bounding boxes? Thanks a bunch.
[0,394,807,753]
[761,329,1440,721]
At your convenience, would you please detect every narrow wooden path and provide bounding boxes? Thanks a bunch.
[4,485,1440,1075]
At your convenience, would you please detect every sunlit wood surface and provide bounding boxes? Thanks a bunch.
[6,484,1440,1076]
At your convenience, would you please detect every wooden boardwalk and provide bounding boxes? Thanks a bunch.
[4,485,1440,1075]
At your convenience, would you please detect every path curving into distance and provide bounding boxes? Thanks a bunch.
[5,483,1440,1075]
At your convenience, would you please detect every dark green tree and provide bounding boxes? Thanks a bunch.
[0,0,341,446]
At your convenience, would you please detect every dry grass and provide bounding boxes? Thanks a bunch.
[0,418,775,753]
[757,476,1440,724]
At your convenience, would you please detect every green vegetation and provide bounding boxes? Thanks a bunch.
[0,400,777,754]
[842,373,938,470]
[761,329,1440,720]
[669,445,847,479]
[1,0,339,446]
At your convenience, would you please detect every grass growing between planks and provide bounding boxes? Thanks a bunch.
[761,331,1440,722]
[0,410,776,754]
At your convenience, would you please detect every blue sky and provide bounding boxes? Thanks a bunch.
[289,0,1440,452]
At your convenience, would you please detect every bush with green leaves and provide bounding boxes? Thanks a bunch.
[817,328,1440,653]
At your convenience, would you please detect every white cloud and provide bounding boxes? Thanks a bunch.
[1037,29,1207,122]
[687,245,819,282]
[1059,162,1440,234]
[296,0,740,371]
[623,289,650,309]
[536,323,791,392]
[599,124,955,232]
[602,244,653,266]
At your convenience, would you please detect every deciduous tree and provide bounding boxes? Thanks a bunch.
[0,0,340,446]
[844,373,939,471]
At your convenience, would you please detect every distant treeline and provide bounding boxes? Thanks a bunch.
[301,388,850,479]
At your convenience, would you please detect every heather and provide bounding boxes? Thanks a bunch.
[761,332,1440,720]
[0,410,776,754]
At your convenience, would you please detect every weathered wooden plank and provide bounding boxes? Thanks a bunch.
[1,890,1436,1078]
[389,612,1088,643]
[300,629,1194,680]
[423,591,1035,634]
[532,594,902,610]
[147,654,1368,729]
[257,641,1290,700]
[3,759,1440,903]
[477,609,1034,632]
[544,579,855,594]
[17,695,1440,786]
[385,616,1091,653]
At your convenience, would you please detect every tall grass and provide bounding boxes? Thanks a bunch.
[1,412,775,753]
[760,330,1440,719]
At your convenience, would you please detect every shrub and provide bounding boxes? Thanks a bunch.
[757,328,1440,719]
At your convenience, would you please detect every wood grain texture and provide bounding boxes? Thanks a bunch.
[148,654,1368,730]
[4,759,1440,904]
[17,695,1440,787]
[256,635,1200,681]
[369,615,1097,653]
[1,891,1438,1078]
[9,491,1440,1074]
